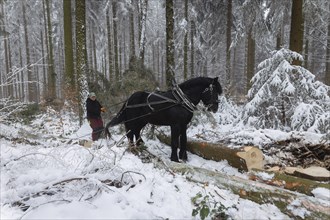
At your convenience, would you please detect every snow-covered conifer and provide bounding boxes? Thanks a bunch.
[242,48,330,133]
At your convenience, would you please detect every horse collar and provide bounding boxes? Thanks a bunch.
[172,86,196,113]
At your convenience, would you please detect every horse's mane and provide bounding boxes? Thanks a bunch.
[178,77,212,90]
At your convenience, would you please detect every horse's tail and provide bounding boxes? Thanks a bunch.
[104,102,127,138]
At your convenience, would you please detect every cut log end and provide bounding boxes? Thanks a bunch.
[237,146,264,171]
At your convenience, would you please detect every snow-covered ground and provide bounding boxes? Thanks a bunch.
[1,107,329,219]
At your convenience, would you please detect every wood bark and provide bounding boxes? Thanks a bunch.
[129,0,135,59]
[75,0,88,125]
[165,0,174,88]
[23,0,37,102]
[106,7,113,81]
[183,0,188,80]
[225,0,232,96]
[157,134,264,172]
[112,1,120,81]
[138,0,147,65]
[289,0,304,66]
[251,169,330,196]
[246,29,255,92]
[63,0,75,89]
[45,0,56,100]
[325,2,330,86]
[190,21,195,77]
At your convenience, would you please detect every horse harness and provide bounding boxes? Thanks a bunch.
[124,82,216,113]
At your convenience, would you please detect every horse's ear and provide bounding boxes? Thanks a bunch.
[213,77,219,83]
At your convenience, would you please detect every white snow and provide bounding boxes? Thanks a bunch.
[312,188,330,201]
[0,106,329,219]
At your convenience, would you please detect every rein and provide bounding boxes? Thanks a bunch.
[172,84,196,113]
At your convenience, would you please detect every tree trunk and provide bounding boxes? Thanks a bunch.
[112,0,120,81]
[303,25,309,69]
[183,0,188,80]
[325,2,330,86]
[42,0,49,100]
[63,0,75,89]
[2,1,11,98]
[289,0,304,66]
[75,0,88,125]
[106,7,113,81]
[246,29,255,92]
[225,0,232,96]
[190,20,195,78]
[251,168,330,194]
[23,0,37,102]
[45,0,56,100]
[165,0,174,88]
[129,0,135,59]
[138,0,148,65]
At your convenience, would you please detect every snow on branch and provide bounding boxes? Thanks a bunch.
[0,98,28,122]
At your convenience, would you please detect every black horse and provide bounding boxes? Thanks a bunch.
[105,77,222,162]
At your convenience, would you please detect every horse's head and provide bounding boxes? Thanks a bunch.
[201,77,222,113]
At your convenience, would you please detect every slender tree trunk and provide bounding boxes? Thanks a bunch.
[225,0,232,96]
[87,24,93,82]
[289,0,304,66]
[129,0,135,59]
[106,7,113,81]
[112,1,120,81]
[19,42,24,101]
[276,27,283,50]
[75,0,89,125]
[165,0,174,87]
[42,0,49,99]
[2,2,11,98]
[23,0,37,102]
[325,2,330,86]
[246,29,255,92]
[190,20,195,77]
[93,32,97,74]
[303,25,309,69]
[45,0,56,100]
[183,0,188,80]
[139,0,148,65]
[63,0,75,90]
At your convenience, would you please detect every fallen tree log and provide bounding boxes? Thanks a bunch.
[151,159,330,219]
[249,169,330,196]
[284,166,330,182]
[156,134,264,171]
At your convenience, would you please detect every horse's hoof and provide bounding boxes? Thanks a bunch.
[170,157,180,163]
[179,153,188,161]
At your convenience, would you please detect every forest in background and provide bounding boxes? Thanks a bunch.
[0,0,330,122]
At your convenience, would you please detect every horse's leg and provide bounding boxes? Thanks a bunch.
[125,124,135,146]
[170,125,180,162]
[179,124,188,161]
[134,123,147,146]
[135,131,144,146]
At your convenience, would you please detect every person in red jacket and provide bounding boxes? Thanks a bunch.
[86,92,106,141]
